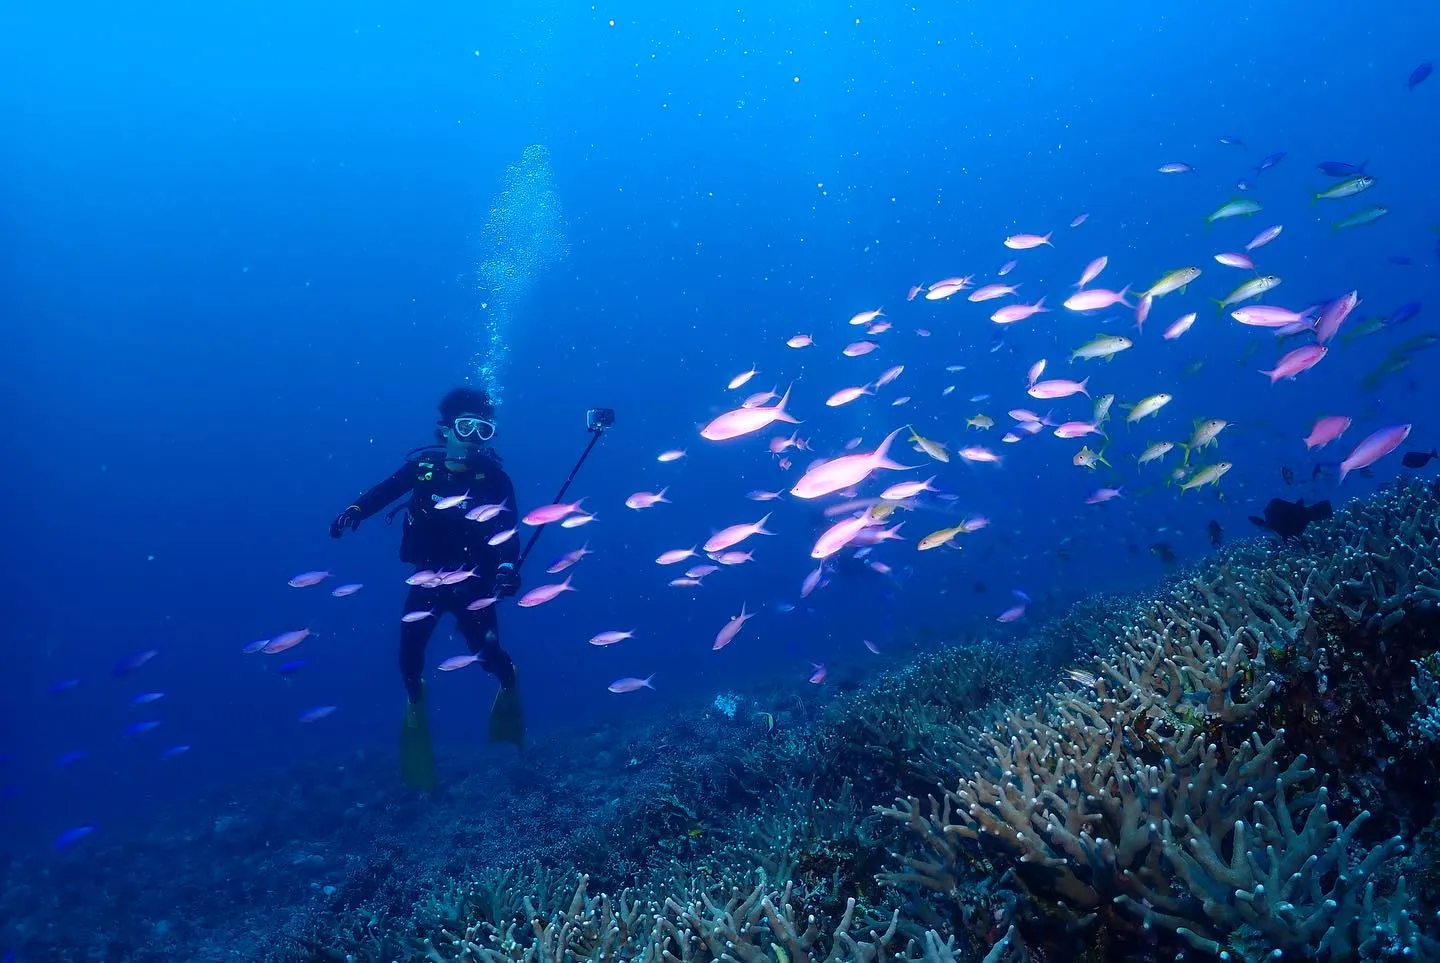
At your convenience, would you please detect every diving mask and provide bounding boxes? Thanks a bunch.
[453,415,496,442]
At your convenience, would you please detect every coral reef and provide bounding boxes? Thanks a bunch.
[5,482,1440,962]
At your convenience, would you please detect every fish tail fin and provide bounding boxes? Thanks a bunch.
[757,513,775,536]
[1180,443,1192,467]
[871,426,913,471]
[1212,297,1226,316]
[1118,284,1133,309]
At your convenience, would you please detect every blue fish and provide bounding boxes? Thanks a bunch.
[112,649,159,677]
[1254,151,1286,174]
[276,659,309,675]
[1315,160,1367,177]
[161,745,191,759]
[49,678,80,695]
[1218,135,1244,146]
[1389,301,1421,326]
[1408,62,1432,90]
[129,691,165,706]
[55,751,89,768]
[124,720,161,737]
[53,825,95,851]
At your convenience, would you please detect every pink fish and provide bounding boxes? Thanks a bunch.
[517,576,575,608]
[906,285,922,301]
[401,610,434,623]
[998,260,1019,277]
[742,389,778,408]
[1314,291,1360,344]
[608,675,655,693]
[957,446,1002,464]
[811,513,875,559]
[875,365,905,387]
[440,566,479,586]
[924,282,965,301]
[288,570,330,588]
[711,550,754,565]
[809,663,828,684]
[1214,252,1254,270]
[1163,313,1197,340]
[728,366,758,390]
[770,431,803,453]
[685,564,718,578]
[747,489,783,501]
[589,630,634,646]
[405,570,438,586]
[891,396,911,405]
[434,491,470,511]
[1004,232,1053,250]
[1245,224,1283,251]
[1231,305,1309,328]
[625,489,670,509]
[1063,287,1130,312]
[560,513,597,528]
[547,543,593,573]
[843,340,878,357]
[1339,424,1411,482]
[713,603,754,650]
[996,605,1026,623]
[1075,256,1108,288]
[657,449,686,462]
[439,654,481,671]
[1070,212,1089,227]
[1085,487,1123,505]
[466,595,500,611]
[330,583,363,597]
[801,566,824,598]
[826,385,872,407]
[968,283,1020,302]
[465,499,509,522]
[787,334,813,348]
[1304,416,1352,450]
[655,547,697,565]
[1028,377,1089,399]
[669,578,703,587]
[848,308,884,326]
[703,514,774,553]
[487,527,517,546]
[991,298,1049,324]
[262,629,312,654]
[522,498,586,526]
[1053,421,1102,439]
[1001,432,1022,443]
[1018,421,1044,435]
[929,275,970,290]
[700,386,800,441]
[1135,293,1153,329]
[1026,360,1047,386]
[1261,345,1327,384]
[880,476,936,500]
[791,428,912,499]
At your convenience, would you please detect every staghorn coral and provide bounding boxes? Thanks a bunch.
[883,481,1440,960]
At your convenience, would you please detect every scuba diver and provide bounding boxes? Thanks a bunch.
[329,386,524,790]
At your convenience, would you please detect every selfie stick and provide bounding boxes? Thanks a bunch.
[513,409,614,575]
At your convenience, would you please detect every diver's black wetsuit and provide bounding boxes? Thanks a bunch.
[346,447,519,701]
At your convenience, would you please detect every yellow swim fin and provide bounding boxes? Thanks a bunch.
[400,685,436,792]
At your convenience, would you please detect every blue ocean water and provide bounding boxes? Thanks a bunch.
[2,0,1437,945]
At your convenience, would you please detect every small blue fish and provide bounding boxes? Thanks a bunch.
[1408,62,1432,90]
[1316,160,1367,177]
[54,825,95,851]
[1254,151,1286,174]
[125,720,161,737]
[299,705,337,723]
[1218,135,1244,146]
[49,678,81,695]
[161,745,191,759]
[130,691,165,706]
[55,750,89,768]
[112,649,159,677]
[276,659,309,676]
[773,602,797,613]
[1389,301,1422,326]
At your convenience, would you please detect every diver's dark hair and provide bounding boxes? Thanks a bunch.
[438,387,494,423]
